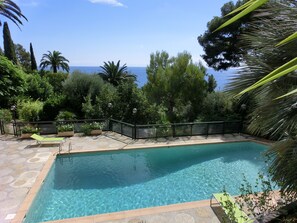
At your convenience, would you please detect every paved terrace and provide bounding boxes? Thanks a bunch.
[0,132,255,223]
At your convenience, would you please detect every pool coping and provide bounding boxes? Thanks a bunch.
[13,137,272,223]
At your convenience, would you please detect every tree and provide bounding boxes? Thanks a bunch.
[98,60,136,86]
[144,51,208,122]
[0,0,27,28]
[0,55,26,107]
[207,74,217,93]
[15,43,30,71]
[40,50,69,73]
[198,0,252,70]
[30,43,38,71]
[3,22,17,64]
[225,1,297,196]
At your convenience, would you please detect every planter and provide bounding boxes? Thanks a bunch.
[21,133,33,139]
[57,131,74,137]
[90,129,102,136]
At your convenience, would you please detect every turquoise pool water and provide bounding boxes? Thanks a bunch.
[24,142,268,222]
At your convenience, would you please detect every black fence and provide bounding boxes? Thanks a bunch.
[109,119,242,139]
[1,118,242,139]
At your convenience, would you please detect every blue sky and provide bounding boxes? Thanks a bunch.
[4,0,229,67]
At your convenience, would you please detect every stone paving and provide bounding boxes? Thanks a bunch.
[0,132,253,223]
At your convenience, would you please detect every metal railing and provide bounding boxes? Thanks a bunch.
[1,118,242,139]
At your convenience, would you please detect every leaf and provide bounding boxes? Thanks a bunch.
[238,58,297,95]
[276,32,297,47]
[225,0,255,16]
[214,0,269,32]
[275,88,297,100]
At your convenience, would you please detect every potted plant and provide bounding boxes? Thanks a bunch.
[21,125,39,139]
[81,122,103,136]
[57,123,74,137]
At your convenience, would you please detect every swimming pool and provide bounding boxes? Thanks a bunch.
[24,141,269,222]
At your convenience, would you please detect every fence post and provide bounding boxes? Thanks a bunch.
[172,124,176,138]
[0,120,4,135]
[206,123,209,138]
[222,122,225,135]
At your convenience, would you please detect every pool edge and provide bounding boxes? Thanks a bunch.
[13,136,273,223]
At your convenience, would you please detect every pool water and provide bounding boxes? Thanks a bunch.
[24,142,269,222]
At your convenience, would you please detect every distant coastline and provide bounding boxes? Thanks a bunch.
[69,66,236,90]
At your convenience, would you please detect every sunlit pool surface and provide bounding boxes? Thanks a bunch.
[24,142,269,222]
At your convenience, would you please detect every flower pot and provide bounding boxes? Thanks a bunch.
[21,133,33,139]
[57,131,74,137]
[90,129,102,136]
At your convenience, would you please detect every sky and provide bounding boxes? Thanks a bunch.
[2,0,230,67]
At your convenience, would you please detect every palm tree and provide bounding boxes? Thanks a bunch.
[98,60,136,86]
[226,2,297,194]
[0,0,27,27]
[39,51,70,73]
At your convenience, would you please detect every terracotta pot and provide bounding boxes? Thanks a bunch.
[57,131,74,137]
[21,133,33,139]
[90,129,102,136]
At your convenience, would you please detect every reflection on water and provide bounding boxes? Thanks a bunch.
[54,142,268,189]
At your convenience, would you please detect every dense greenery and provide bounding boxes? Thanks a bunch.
[198,0,252,70]
[3,22,17,64]
[144,51,210,123]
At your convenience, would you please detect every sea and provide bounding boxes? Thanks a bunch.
[69,66,237,91]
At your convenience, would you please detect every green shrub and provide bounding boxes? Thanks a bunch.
[0,109,12,122]
[21,125,39,134]
[81,122,103,135]
[0,55,27,107]
[56,111,76,121]
[18,100,43,121]
[57,124,74,132]
[41,94,66,121]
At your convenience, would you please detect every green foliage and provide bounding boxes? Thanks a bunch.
[40,50,69,73]
[15,43,31,72]
[21,125,39,134]
[0,0,27,27]
[0,109,12,122]
[207,74,217,93]
[43,72,69,93]
[198,0,252,70]
[3,22,17,64]
[98,60,136,86]
[63,72,105,116]
[144,51,208,122]
[24,74,54,101]
[226,2,297,139]
[268,137,297,194]
[56,111,76,121]
[199,92,240,121]
[57,124,73,132]
[17,100,43,121]
[81,122,103,135]
[30,43,38,71]
[41,94,66,121]
[0,55,26,107]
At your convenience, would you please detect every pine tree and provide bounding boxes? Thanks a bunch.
[3,22,17,64]
[30,42,38,71]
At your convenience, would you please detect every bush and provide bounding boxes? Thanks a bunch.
[57,124,74,132]
[41,94,66,121]
[0,109,12,122]
[24,74,54,101]
[56,111,76,121]
[81,122,103,135]
[0,55,27,107]
[18,100,43,121]
[21,125,39,134]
